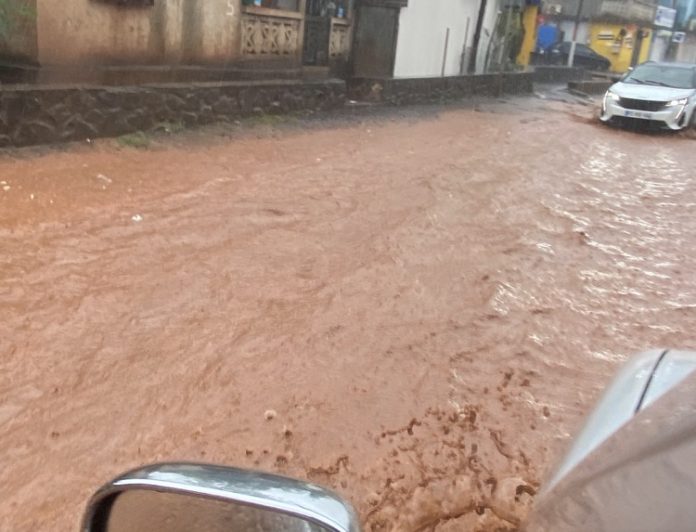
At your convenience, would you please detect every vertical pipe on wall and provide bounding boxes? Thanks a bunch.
[297,0,308,63]
[568,0,585,66]
[441,27,450,76]
[460,17,471,74]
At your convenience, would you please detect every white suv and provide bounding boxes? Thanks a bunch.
[600,62,696,130]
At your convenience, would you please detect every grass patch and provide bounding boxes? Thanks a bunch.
[117,131,151,149]
[244,113,299,127]
[152,121,186,135]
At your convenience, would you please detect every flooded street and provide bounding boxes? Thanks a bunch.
[2,97,696,531]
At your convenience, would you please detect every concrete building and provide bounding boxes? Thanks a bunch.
[0,0,356,83]
[392,0,480,77]
[351,0,503,79]
[657,0,696,63]
[538,0,656,72]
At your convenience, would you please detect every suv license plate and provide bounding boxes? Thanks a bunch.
[624,110,652,119]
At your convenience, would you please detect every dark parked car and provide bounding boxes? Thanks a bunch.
[548,42,611,71]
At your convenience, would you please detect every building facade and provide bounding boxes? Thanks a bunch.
[0,0,355,82]
[538,0,656,72]
[392,0,482,77]
[350,0,506,79]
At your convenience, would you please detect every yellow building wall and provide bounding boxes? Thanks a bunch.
[517,5,538,66]
[589,23,652,73]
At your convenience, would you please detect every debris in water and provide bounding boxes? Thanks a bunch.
[131,214,144,223]
[96,174,112,184]
[264,409,277,421]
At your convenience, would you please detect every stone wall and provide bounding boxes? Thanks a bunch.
[533,66,588,84]
[347,72,535,105]
[0,79,346,147]
[568,79,614,94]
[0,63,305,86]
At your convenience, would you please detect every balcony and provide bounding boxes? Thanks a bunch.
[241,6,304,59]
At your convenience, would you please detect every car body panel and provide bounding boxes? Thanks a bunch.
[540,349,664,495]
[642,350,696,408]
[601,93,693,130]
[526,350,696,531]
[608,83,694,101]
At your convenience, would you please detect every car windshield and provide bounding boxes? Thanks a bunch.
[5,3,696,532]
[624,64,696,89]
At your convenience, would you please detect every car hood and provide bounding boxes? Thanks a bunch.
[611,82,696,101]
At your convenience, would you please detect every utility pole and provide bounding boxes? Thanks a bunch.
[568,0,585,66]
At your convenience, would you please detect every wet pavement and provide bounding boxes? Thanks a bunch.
[2,96,696,531]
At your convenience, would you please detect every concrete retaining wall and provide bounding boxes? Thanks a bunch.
[533,66,588,83]
[0,79,345,147]
[0,69,574,148]
[568,79,613,94]
[0,63,306,86]
[347,72,535,105]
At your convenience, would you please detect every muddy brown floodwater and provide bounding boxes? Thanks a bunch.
[2,96,696,532]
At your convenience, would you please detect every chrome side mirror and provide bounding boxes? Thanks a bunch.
[82,463,360,532]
